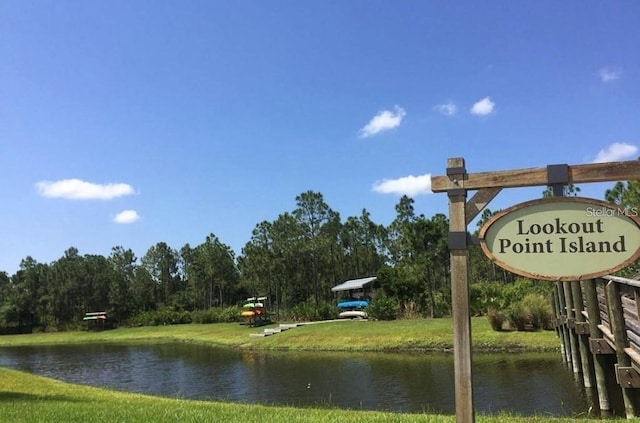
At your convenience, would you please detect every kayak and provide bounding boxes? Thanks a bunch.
[242,302,264,309]
[337,300,368,309]
[339,310,368,319]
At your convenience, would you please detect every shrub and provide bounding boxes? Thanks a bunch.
[129,307,192,327]
[470,278,555,322]
[430,291,452,318]
[487,307,506,331]
[287,301,317,322]
[217,305,243,323]
[470,283,503,316]
[469,278,556,331]
[520,293,554,330]
[190,308,218,324]
[285,300,338,322]
[400,301,419,319]
[187,306,245,325]
[177,306,243,324]
[368,295,399,321]
[502,279,554,306]
[506,302,532,331]
[316,301,339,320]
[506,293,554,331]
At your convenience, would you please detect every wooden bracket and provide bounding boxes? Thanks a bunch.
[465,187,502,225]
[547,164,569,197]
[590,338,615,354]
[616,365,640,388]
[447,188,466,198]
[446,166,466,177]
[566,317,575,329]
[574,321,590,335]
[448,232,468,250]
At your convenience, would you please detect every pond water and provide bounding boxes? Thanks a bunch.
[0,343,590,416]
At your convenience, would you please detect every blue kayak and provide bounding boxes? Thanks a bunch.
[337,300,369,309]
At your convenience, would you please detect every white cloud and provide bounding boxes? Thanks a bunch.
[434,101,458,116]
[593,142,638,163]
[359,106,406,138]
[372,174,432,196]
[599,67,621,83]
[113,210,140,224]
[470,97,495,116]
[35,178,135,200]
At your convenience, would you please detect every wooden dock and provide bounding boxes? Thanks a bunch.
[553,275,640,419]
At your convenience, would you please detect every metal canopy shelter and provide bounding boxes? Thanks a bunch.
[331,276,377,292]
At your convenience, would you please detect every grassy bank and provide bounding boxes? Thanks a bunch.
[0,319,603,422]
[0,317,560,352]
[0,367,597,423]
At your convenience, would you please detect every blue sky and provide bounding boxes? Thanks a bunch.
[1,1,639,275]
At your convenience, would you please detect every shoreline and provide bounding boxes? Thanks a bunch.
[0,317,561,353]
[0,319,597,423]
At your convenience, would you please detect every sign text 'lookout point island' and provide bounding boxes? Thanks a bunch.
[479,197,640,281]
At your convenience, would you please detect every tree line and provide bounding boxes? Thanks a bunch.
[1,178,638,333]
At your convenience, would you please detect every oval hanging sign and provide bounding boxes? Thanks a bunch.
[478,197,640,281]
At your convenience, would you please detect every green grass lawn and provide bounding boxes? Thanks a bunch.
[0,367,601,423]
[0,317,561,352]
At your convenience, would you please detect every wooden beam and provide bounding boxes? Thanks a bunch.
[603,275,640,289]
[431,160,640,192]
[465,187,502,225]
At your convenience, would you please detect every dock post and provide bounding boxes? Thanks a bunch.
[572,281,595,388]
[605,280,638,418]
[557,283,573,368]
[583,278,612,417]
[563,281,582,380]
[552,286,566,361]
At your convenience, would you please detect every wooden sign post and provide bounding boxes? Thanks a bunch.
[431,158,640,423]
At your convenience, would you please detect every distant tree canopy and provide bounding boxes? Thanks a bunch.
[605,175,640,276]
[1,178,637,332]
[605,180,640,209]
[542,184,581,198]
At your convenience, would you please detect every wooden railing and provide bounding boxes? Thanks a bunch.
[553,276,640,419]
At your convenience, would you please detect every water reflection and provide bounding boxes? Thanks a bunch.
[0,344,588,415]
